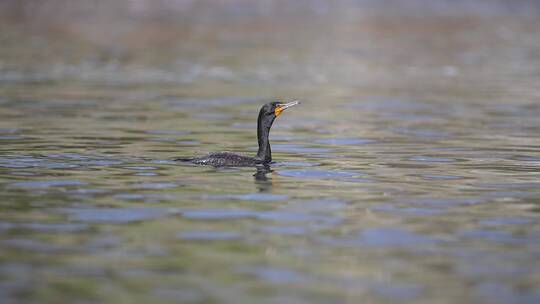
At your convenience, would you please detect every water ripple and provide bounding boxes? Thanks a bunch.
[64,207,173,224]
[9,180,88,188]
[177,231,240,241]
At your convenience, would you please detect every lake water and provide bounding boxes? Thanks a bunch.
[1,1,540,303]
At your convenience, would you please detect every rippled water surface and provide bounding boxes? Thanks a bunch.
[1,1,540,303]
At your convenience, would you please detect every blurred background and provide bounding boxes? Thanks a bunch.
[1,0,539,98]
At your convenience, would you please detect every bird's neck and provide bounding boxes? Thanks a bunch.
[255,118,273,163]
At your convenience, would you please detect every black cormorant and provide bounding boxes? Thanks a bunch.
[176,100,299,167]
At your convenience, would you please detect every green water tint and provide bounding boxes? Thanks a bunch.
[2,89,539,304]
[1,2,540,303]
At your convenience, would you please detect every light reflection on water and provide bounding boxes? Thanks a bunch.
[1,1,540,304]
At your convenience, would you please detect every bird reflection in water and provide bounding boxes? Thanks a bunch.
[253,165,273,192]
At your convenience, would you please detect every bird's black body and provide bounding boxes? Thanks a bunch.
[176,101,298,167]
[180,152,260,167]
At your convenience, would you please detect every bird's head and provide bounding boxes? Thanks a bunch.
[259,100,300,120]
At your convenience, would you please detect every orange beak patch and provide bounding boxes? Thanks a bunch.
[274,100,300,117]
[275,106,284,117]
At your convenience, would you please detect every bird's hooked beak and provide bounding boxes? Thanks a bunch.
[275,100,300,117]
